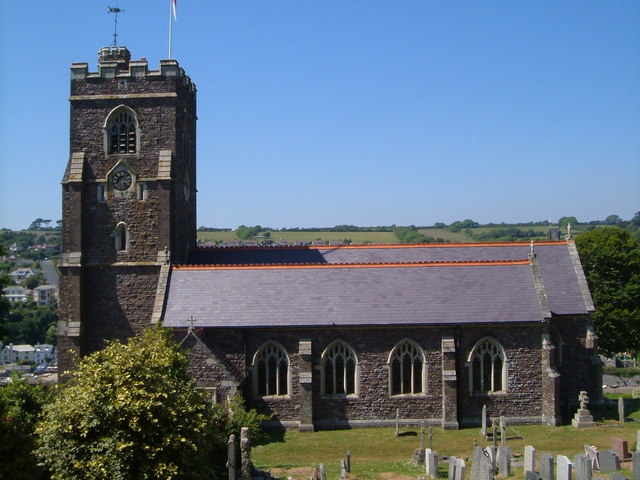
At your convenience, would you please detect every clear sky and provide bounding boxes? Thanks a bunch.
[1,1,638,231]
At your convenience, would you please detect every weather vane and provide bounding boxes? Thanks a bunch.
[107,5,125,47]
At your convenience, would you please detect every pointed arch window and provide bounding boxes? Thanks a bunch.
[253,342,289,397]
[321,341,358,396]
[468,338,506,394]
[388,340,426,395]
[105,106,138,154]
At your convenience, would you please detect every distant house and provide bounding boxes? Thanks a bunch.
[33,285,58,306]
[0,344,56,365]
[9,268,35,284]
[2,285,31,302]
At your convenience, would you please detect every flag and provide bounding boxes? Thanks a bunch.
[172,0,177,21]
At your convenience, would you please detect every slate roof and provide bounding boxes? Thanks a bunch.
[162,241,593,329]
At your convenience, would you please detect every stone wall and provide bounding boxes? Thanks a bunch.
[186,319,594,429]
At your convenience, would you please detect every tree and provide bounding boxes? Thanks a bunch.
[0,374,52,479]
[604,214,622,225]
[558,216,579,228]
[575,227,640,357]
[36,327,228,480]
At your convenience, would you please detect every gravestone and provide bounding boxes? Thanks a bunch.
[598,450,620,474]
[497,446,511,477]
[574,454,592,480]
[632,450,639,480]
[618,397,625,423]
[584,445,600,470]
[227,434,237,480]
[425,449,438,479]
[481,405,488,438]
[526,472,541,480]
[556,455,572,480]
[611,437,629,460]
[609,474,627,480]
[346,449,351,473]
[240,427,251,480]
[319,463,326,480]
[340,460,346,480]
[499,416,507,447]
[448,456,458,480]
[525,445,537,474]
[485,446,497,471]
[471,447,494,480]
[572,391,596,428]
[540,453,554,480]
[637,429,640,452]
[455,458,466,480]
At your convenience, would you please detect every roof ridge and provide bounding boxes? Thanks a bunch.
[191,241,567,252]
[174,259,531,270]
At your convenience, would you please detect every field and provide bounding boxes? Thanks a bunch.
[251,395,639,479]
[196,225,590,245]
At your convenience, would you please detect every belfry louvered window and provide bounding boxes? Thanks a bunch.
[322,341,358,396]
[253,342,289,397]
[389,340,425,395]
[108,109,137,154]
[469,338,506,394]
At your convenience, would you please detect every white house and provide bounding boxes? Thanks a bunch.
[0,344,56,365]
[8,268,35,284]
[2,285,31,302]
[33,285,58,306]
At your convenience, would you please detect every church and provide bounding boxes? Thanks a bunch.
[58,46,601,431]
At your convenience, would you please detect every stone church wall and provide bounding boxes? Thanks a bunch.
[186,320,593,429]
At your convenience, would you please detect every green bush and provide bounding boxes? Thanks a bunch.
[36,327,228,480]
[0,374,52,479]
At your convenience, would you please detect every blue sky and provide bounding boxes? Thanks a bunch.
[1,1,638,231]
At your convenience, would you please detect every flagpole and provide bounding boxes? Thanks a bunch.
[168,0,173,59]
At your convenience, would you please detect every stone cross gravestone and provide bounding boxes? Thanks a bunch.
[572,391,596,428]
[556,455,572,480]
[598,450,620,474]
[525,445,536,474]
[574,454,592,480]
[540,453,554,480]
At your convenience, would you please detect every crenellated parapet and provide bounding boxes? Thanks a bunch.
[70,46,196,94]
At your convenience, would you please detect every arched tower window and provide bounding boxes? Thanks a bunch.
[468,338,507,394]
[104,106,138,154]
[252,342,289,397]
[114,222,128,252]
[321,341,358,396]
[388,339,426,395]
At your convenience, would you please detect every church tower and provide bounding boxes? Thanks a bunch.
[58,47,196,371]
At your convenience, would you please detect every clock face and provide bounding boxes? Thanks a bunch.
[112,170,132,191]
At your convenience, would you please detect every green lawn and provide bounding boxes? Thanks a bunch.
[252,396,640,479]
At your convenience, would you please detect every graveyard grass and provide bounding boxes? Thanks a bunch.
[251,394,639,479]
